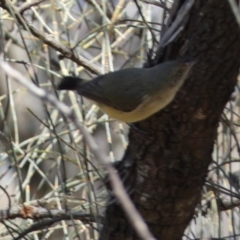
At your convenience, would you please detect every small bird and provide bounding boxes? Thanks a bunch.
[58,60,194,122]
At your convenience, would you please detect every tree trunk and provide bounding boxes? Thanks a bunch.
[100,0,240,239]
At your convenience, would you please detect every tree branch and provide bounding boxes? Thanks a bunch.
[0,0,101,75]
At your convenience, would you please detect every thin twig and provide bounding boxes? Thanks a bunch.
[139,0,169,11]
[18,0,46,14]
[0,0,101,75]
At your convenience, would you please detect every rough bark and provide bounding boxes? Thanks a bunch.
[100,0,240,239]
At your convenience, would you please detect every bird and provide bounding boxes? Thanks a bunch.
[57,59,195,122]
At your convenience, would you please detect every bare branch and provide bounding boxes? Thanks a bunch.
[0,205,93,221]
[18,0,46,14]
[139,0,169,11]
[0,0,101,75]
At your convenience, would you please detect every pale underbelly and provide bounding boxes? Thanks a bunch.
[97,90,176,122]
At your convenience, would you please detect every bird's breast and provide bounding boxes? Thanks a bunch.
[96,87,178,122]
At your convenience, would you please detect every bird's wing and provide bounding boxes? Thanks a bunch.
[77,76,125,111]
[78,75,140,112]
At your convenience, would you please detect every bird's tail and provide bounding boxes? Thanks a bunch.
[58,76,85,91]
